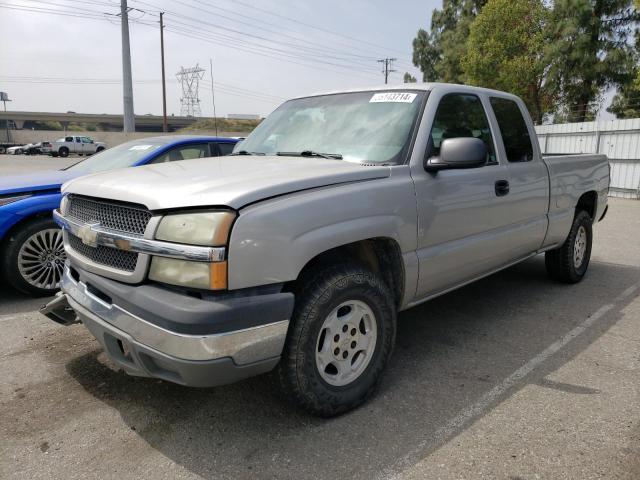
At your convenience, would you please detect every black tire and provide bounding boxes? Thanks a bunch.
[2,217,65,296]
[16,148,23,155]
[51,152,59,157]
[96,146,105,152]
[277,263,397,417]
[545,210,593,284]
[59,147,69,157]
[0,146,5,154]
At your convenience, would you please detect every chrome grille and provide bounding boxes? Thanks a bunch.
[68,233,138,272]
[67,195,152,235]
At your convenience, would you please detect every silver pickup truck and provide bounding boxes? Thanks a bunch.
[42,135,107,157]
[43,84,609,416]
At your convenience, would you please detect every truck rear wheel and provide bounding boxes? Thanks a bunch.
[59,147,69,157]
[545,210,593,284]
[277,263,396,417]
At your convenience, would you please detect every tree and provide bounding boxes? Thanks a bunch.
[411,0,487,82]
[545,0,639,122]
[403,72,417,83]
[606,0,640,118]
[462,0,550,123]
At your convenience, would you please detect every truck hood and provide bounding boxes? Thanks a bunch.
[0,169,79,196]
[62,155,391,210]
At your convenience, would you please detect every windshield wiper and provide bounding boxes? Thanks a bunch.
[230,150,265,156]
[277,150,343,160]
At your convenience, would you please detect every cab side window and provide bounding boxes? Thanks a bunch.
[151,143,210,163]
[489,97,534,163]
[65,137,73,142]
[216,142,235,156]
[430,94,496,164]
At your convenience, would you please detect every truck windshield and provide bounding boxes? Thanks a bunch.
[236,90,426,165]
[63,139,167,174]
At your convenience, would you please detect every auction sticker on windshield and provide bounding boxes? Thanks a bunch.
[129,145,154,151]
[370,92,417,103]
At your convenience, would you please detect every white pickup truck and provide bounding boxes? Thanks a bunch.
[42,135,106,157]
[44,83,609,416]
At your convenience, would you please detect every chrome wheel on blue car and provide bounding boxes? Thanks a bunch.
[3,218,66,296]
[17,229,66,291]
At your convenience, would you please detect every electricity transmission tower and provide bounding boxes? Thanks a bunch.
[176,65,205,117]
[377,58,397,84]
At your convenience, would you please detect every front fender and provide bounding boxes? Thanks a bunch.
[227,168,417,290]
[0,192,62,238]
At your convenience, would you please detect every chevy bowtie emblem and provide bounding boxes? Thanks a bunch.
[78,222,100,247]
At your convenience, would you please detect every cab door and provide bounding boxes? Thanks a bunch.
[410,91,514,298]
[486,96,549,258]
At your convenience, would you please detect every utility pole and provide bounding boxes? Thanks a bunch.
[159,12,168,133]
[1,92,11,144]
[209,58,218,136]
[377,58,397,84]
[120,0,135,132]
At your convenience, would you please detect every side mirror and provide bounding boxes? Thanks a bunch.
[425,137,487,172]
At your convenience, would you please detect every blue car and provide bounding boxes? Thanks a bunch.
[0,135,239,296]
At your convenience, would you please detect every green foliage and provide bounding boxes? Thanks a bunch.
[40,121,63,130]
[545,0,639,122]
[411,1,487,82]
[179,117,261,134]
[463,0,550,123]
[607,78,640,117]
[412,0,640,122]
[403,72,417,83]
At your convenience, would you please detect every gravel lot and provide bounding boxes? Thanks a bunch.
[1,156,639,479]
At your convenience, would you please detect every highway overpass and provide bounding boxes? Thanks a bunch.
[0,111,200,132]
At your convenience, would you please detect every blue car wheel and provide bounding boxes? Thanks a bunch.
[3,217,66,295]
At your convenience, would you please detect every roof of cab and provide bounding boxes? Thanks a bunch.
[128,135,240,144]
[290,82,522,102]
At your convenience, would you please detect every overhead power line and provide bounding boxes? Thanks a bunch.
[130,0,382,77]
[208,0,413,62]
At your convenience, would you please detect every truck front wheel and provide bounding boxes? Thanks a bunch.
[278,263,396,417]
[58,147,69,157]
[545,210,593,284]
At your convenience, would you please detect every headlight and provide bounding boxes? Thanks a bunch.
[0,194,31,207]
[150,210,234,290]
[60,195,69,215]
[149,257,227,290]
[155,211,235,246]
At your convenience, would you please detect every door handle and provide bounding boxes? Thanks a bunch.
[495,180,510,196]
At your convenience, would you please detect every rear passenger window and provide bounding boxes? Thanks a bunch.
[151,144,210,163]
[430,94,496,164]
[216,142,235,156]
[490,97,534,162]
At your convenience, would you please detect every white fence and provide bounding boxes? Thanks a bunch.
[536,119,640,199]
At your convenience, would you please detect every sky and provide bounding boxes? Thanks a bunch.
[0,0,437,118]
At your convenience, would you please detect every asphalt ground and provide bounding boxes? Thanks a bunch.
[0,154,78,175]
[1,155,639,479]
